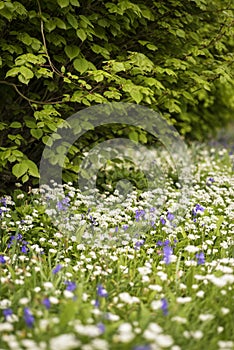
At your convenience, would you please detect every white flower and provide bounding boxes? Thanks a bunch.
[49,297,59,304]
[151,300,162,311]
[221,307,229,315]
[156,334,174,347]
[171,316,187,324]
[63,290,74,299]
[199,314,214,321]
[19,297,30,305]
[148,284,162,292]
[176,297,192,304]
[218,341,234,349]
[50,334,80,350]
[43,282,53,290]
[0,323,13,331]
[196,290,205,298]
[184,245,199,253]
[119,292,139,304]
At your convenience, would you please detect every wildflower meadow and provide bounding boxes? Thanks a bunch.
[0,138,233,350]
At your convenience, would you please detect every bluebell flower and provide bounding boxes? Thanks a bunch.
[134,239,145,250]
[166,212,175,221]
[0,198,7,206]
[135,209,145,222]
[21,245,28,254]
[3,308,13,320]
[196,252,205,265]
[42,298,51,309]
[52,264,63,274]
[94,299,100,308]
[57,196,70,211]
[192,204,205,216]
[163,245,173,264]
[161,298,169,315]
[23,307,34,328]
[65,281,76,292]
[160,217,166,225]
[0,255,6,264]
[122,225,128,231]
[97,322,105,334]
[156,240,163,247]
[97,284,108,298]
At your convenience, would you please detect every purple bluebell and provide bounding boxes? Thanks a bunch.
[196,252,205,265]
[163,245,173,264]
[52,264,63,274]
[160,217,166,225]
[166,212,175,221]
[0,255,6,264]
[23,307,34,328]
[3,308,13,320]
[42,298,51,309]
[65,281,76,292]
[134,239,145,250]
[192,204,205,216]
[161,298,169,315]
[97,284,108,298]
[97,322,105,334]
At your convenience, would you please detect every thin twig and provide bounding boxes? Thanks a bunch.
[0,81,65,105]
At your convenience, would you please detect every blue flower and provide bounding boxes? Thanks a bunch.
[161,298,169,315]
[57,196,70,211]
[163,245,173,264]
[160,217,166,225]
[135,209,145,222]
[196,252,205,265]
[42,298,51,309]
[3,308,13,320]
[192,204,205,216]
[21,245,28,254]
[23,307,34,328]
[52,264,63,274]
[97,322,105,334]
[134,239,145,250]
[97,284,108,298]
[0,255,6,264]
[65,281,76,292]
[166,212,175,221]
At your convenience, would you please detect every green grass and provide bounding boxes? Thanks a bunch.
[0,143,233,350]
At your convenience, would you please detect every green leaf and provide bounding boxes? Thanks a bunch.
[76,28,87,42]
[73,58,89,74]
[6,67,20,78]
[57,0,69,8]
[70,0,80,5]
[65,45,80,60]
[10,122,22,128]
[129,89,143,104]
[22,174,29,183]
[176,29,185,38]
[23,159,39,177]
[66,13,78,29]
[30,129,43,140]
[12,162,28,178]
[129,131,138,143]
[55,18,66,29]
[46,20,56,32]
[20,66,34,80]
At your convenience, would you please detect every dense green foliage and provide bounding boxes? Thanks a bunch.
[0,0,233,191]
